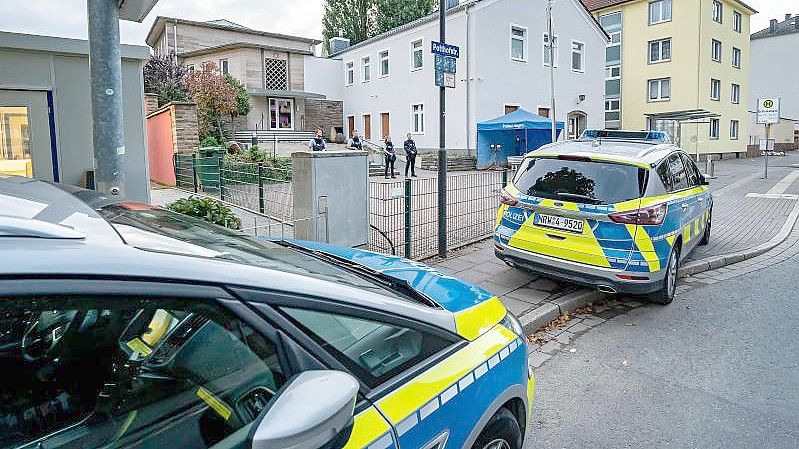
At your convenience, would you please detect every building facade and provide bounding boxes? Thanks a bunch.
[145,17,342,138]
[0,32,151,202]
[331,0,607,150]
[585,0,756,157]
[749,13,799,149]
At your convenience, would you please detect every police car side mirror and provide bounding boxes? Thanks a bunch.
[699,174,710,185]
[250,370,359,449]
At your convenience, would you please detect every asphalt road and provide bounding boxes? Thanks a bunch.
[526,256,799,448]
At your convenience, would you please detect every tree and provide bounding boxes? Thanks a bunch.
[224,74,250,117]
[182,63,237,141]
[322,0,376,52]
[375,0,436,34]
[143,52,188,107]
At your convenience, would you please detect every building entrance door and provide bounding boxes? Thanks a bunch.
[380,112,389,139]
[269,98,294,130]
[0,90,54,180]
[567,111,587,140]
[363,114,371,140]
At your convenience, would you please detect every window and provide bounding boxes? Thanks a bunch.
[571,40,585,72]
[538,107,551,118]
[411,39,424,70]
[656,160,674,192]
[732,47,741,68]
[710,78,721,101]
[648,78,671,101]
[0,296,288,449]
[361,56,371,82]
[511,25,528,61]
[411,103,424,134]
[730,120,740,140]
[264,58,288,90]
[712,0,723,23]
[711,39,722,62]
[282,308,451,387]
[219,59,229,75]
[504,104,520,115]
[709,118,720,139]
[668,153,690,190]
[379,50,390,77]
[606,65,621,78]
[0,106,32,178]
[345,61,354,85]
[731,83,740,104]
[186,63,195,71]
[649,0,672,24]
[680,153,702,187]
[733,11,742,32]
[606,79,621,96]
[649,38,671,63]
[605,99,621,121]
[543,33,558,67]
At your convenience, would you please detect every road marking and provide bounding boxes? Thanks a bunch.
[767,170,799,195]
[745,193,799,200]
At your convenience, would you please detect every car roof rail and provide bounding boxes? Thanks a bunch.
[0,215,85,240]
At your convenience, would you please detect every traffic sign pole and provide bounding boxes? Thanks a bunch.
[437,4,447,259]
[765,123,771,179]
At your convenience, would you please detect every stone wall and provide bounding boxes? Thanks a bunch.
[144,93,159,115]
[147,101,199,154]
[305,99,343,139]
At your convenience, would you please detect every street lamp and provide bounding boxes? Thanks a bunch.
[546,0,557,143]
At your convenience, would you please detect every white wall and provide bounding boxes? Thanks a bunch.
[749,32,799,141]
[304,56,344,100]
[336,0,606,149]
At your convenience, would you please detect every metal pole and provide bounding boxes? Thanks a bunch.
[258,163,265,214]
[437,3,448,258]
[764,123,771,179]
[547,0,557,144]
[87,0,125,197]
[404,178,412,259]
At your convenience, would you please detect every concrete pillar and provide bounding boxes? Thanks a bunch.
[292,151,369,247]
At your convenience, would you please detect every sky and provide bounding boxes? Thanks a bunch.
[0,0,794,47]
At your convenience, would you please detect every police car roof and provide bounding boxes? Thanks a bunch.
[527,138,680,167]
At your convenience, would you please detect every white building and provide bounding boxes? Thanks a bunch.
[331,0,608,150]
[749,13,799,149]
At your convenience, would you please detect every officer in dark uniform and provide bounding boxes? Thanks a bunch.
[348,130,363,151]
[384,136,396,179]
[308,128,326,152]
[404,133,418,177]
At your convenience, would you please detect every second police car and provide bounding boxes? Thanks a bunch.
[495,130,712,304]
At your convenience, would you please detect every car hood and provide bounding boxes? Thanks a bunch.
[286,240,507,340]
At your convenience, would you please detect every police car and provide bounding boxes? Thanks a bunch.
[0,175,533,449]
[494,130,712,304]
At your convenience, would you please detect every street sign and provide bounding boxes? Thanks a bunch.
[759,139,775,152]
[431,41,459,58]
[757,98,780,124]
[434,54,457,88]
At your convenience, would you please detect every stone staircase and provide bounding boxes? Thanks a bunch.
[234,129,316,144]
[420,155,477,171]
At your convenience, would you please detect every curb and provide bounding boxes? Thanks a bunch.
[517,290,605,334]
[679,198,799,277]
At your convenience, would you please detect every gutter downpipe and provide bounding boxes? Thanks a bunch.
[173,19,178,58]
[695,0,703,161]
[465,4,472,156]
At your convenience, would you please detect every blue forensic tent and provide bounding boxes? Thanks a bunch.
[476,109,564,169]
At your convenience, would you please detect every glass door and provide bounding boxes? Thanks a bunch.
[0,90,53,180]
[269,98,294,130]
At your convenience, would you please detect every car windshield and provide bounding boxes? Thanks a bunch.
[96,204,411,302]
[513,157,647,205]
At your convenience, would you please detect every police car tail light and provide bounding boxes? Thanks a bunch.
[500,189,518,206]
[609,203,667,225]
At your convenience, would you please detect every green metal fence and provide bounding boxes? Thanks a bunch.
[368,170,508,259]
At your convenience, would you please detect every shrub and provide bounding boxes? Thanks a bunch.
[200,136,222,148]
[223,151,292,183]
[166,196,241,229]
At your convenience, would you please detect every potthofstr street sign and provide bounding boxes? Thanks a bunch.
[431,41,460,58]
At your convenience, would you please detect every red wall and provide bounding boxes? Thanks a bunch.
[147,108,176,186]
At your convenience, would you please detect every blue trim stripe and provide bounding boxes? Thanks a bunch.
[46,91,59,182]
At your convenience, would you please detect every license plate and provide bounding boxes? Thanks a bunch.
[534,213,584,233]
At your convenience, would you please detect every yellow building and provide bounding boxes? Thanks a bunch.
[584,0,757,157]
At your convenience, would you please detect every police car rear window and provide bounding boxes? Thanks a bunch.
[514,158,647,205]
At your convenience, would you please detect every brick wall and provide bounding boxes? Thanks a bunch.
[305,99,343,138]
[144,93,159,115]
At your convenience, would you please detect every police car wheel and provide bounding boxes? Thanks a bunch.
[472,407,522,449]
[648,246,680,305]
[699,214,711,246]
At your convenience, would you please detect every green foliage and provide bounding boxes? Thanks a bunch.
[143,52,189,107]
[323,0,376,52]
[224,150,293,184]
[183,63,238,141]
[375,0,436,34]
[225,74,251,117]
[200,136,223,148]
[166,196,241,229]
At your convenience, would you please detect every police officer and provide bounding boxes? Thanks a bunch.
[404,133,418,177]
[308,128,326,152]
[348,130,363,151]
[384,136,396,179]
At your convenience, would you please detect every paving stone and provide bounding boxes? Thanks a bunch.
[528,351,552,368]
[498,296,535,316]
[505,287,548,305]
[555,331,574,345]
[470,263,511,276]
[529,277,560,292]
[539,340,562,354]
[478,281,516,296]
[490,269,536,289]
[581,316,606,327]
[567,322,590,334]
[456,270,490,284]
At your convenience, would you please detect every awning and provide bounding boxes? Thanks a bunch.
[247,89,326,100]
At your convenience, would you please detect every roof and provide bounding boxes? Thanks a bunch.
[179,42,314,58]
[0,176,456,333]
[527,138,680,167]
[752,15,799,40]
[145,16,321,48]
[332,0,608,57]
[0,31,150,60]
[478,109,565,131]
[582,0,757,14]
